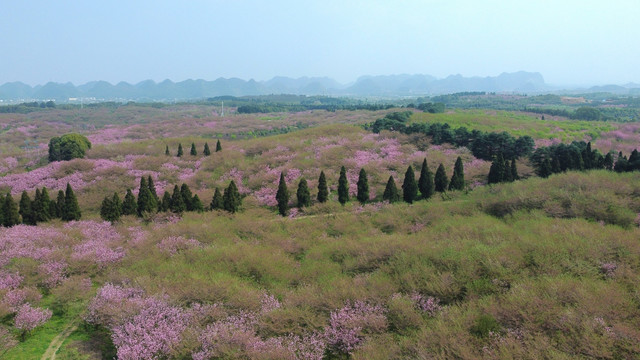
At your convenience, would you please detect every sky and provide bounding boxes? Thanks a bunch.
[1,0,639,87]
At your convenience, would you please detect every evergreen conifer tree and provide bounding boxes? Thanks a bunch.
[210,187,223,210]
[190,143,197,156]
[382,176,400,203]
[503,160,514,182]
[434,163,449,192]
[539,158,552,178]
[54,190,65,218]
[449,157,465,191]
[0,196,4,226]
[177,143,183,157]
[402,165,418,203]
[223,180,241,213]
[203,142,211,156]
[137,177,154,216]
[32,188,50,223]
[180,184,194,211]
[19,191,35,225]
[191,194,204,212]
[100,196,118,223]
[170,185,186,213]
[147,176,159,209]
[216,140,222,152]
[337,166,349,205]
[418,158,434,200]
[551,156,561,174]
[165,145,170,156]
[356,168,369,204]
[62,183,81,221]
[111,192,122,220]
[122,189,137,215]
[603,153,614,171]
[276,172,289,216]
[317,171,328,203]
[488,154,506,184]
[39,187,52,220]
[510,159,519,181]
[160,191,171,212]
[3,193,20,227]
[296,178,311,208]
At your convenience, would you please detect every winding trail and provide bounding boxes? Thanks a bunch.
[41,322,78,360]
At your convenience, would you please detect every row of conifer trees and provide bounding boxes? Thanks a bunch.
[166,140,222,157]
[273,157,469,216]
[99,176,242,222]
[0,184,81,227]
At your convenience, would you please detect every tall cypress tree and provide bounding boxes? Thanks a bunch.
[100,196,118,223]
[275,172,289,216]
[39,187,52,221]
[510,159,519,180]
[210,187,223,210]
[296,178,311,208]
[434,163,449,192]
[32,188,46,222]
[603,153,614,171]
[0,195,4,226]
[165,145,170,156]
[62,183,81,221]
[317,171,328,203]
[402,166,418,203]
[3,193,20,227]
[19,191,35,225]
[170,185,186,213]
[356,168,369,204]
[223,180,241,213]
[137,177,154,216]
[382,176,400,203]
[147,176,159,210]
[160,191,171,212]
[488,154,506,184]
[177,143,184,157]
[181,184,194,211]
[203,142,211,156]
[54,190,65,218]
[190,143,197,156]
[122,189,137,215]
[215,140,222,152]
[191,194,204,212]
[418,158,434,200]
[449,157,465,191]
[538,158,552,178]
[111,192,122,220]
[337,166,349,205]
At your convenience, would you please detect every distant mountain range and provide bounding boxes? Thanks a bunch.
[0,72,638,102]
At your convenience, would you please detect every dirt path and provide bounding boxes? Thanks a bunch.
[41,322,78,360]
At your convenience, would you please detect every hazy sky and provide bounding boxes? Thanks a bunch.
[1,0,639,86]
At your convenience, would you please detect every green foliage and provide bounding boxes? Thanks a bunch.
[122,189,137,215]
[338,166,349,205]
[449,156,465,191]
[181,184,194,211]
[203,142,211,156]
[296,178,311,208]
[62,183,81,221]
[100,193,122,223]
[190,143,197,156]
[191,194,204,213]
[356,168,369,204]
[574,106,601,121]
[382,176,400,203]
[147,176,159,208]
[434,163,449,192]
[276,172,289,216]
[317,171,328,203]
[216,140,222,152]
[170,185,186,214]
[177,143,184,157]
[19,191,35,225]
[510,159,519,181]
[136,177,155,216]
[210,187,223,210]
[2,193,19,226]
[54,190,65,218]
[33,187,52,222]
[223,180,241,213]
[165,145,170,156]
[402,166,418,203]
[160,191,171,212]
[418,158,434,200]
[48,133,92,162]
[488,153,506,184]
[470,314,501,338]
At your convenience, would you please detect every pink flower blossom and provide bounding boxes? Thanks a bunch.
[14,304,52,332]
[156,236,201,256]
[324,300,387,354]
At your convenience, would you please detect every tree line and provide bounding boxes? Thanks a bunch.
[273,157,468,216]
[366,112,535,161]
[0,184,80,227]
[166,140,222,157]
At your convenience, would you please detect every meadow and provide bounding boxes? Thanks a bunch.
[0,105,639,359]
